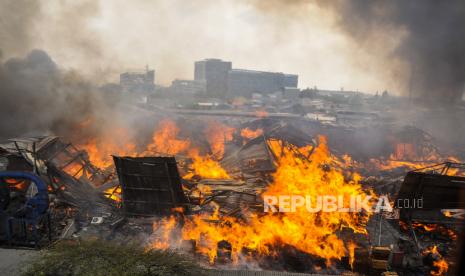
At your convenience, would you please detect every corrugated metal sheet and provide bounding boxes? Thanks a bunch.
[113,156,188,216]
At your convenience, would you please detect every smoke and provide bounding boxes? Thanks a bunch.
[0,49,123,140]
[0,0,41,58]
[2,0,464,100]
[325,0,465,104]
[0,0,409,94]
[1,1,464,145]
[0,0,113,83]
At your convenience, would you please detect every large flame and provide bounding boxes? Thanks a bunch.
[146,119,191,155]
[204,120,235,159]
[77,119,191,170]
[79,119,232,203]
[78,127,137,169]
[152,136,372,265]
[183,149,231,180]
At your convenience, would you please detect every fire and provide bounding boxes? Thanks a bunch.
[152,136,373,265]
[368,143,462,173]
[255,109,268,118]
[183,149,231,180]
[104,186,122,202]
[76,118,231,182]
[423,245,449,276]
[204,120,234,159]
[240,127,263,140]
[443,210,453,217]
[408,222,458,240]
[369,158,438,171]
[393,143,417,160]
[146,119,190,156]
[412,222,437,232]
[189,184,213,204]
[152,215,178,250]
[78,127,137,169]
[62,162,85,179]
[5,178,29,190]
[347,241,356,269]
[75,119,191,170]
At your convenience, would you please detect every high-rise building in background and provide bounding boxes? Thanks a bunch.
[120,67,155,94]
[284,74,298,88]
[194,59,232,98]
[170,79,206,95]
[193,58,298,99]
[227,69,298,98]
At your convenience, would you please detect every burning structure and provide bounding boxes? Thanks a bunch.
[1,1,465,274]
[0,50,463,275]
[1,114,462,275]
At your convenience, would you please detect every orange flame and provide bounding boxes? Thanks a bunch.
[347,241,356,270]
[367,143,462,173]
[152,136,373,265]
[255,109,268,118]
[104,186,122,202]
[146,119,190,156]
[240,127,263,140]
[408,222,458,240]
[62,162,86,179]
[152,216,178,250]
[78,127,137,169]
[5,178,29,190]
[183,149,231,180]
[204,120,235,159]
[423,245,449,276]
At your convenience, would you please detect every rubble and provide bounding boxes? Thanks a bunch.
[0,136,119,245]
[0,117,463,275]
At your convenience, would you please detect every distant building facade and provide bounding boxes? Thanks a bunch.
[191,58,299,99]
[282,87,300,100]
[120,67,155,93]
[227,69,298,98]
[284,74,298,87]
[171,79,206,95]
[194,59,232,98]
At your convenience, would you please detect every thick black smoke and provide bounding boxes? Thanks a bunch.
[329,0,465,104]
[0,49,111,139]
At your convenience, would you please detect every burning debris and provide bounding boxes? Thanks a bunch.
[113,156,188,216]
[2,1,465,274]
[0,136,118,246]
[150,136,373,267]
[0,117,463,275]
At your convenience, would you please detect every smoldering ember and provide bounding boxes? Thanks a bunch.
[1,1,465,276]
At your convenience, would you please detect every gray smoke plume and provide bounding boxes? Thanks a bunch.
[0,0,41,57]
[0,49,112,140]
[0,49,161,154]
[326,0,465,104]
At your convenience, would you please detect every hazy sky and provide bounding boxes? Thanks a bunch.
[1,0,408,94]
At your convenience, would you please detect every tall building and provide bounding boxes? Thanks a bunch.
[284,74,298,88]
[193,58,299,99]
[194,59,232,98]
[171,79,206,95]
[227,69,298,98]
[120,67,155,93]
